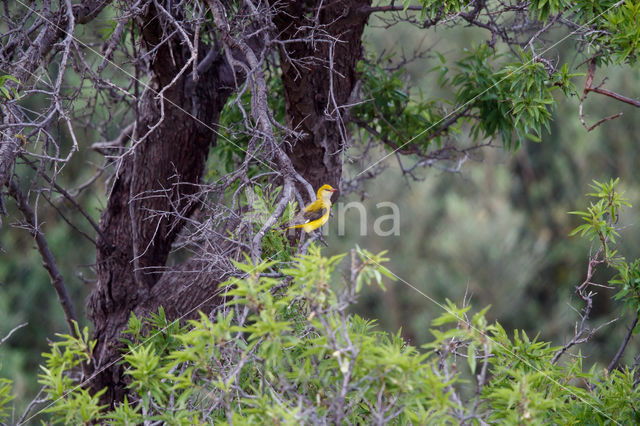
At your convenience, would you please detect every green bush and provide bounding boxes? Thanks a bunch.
[2,181,637,424]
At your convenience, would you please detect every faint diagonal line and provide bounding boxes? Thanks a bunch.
[8,4,285,421]
[359,251,620,425]
[11,1,625,422]
[21,252,283,425]
[13,0,278,175]
[356,1,626,178]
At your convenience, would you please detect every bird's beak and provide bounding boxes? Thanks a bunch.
[330,188,338,192]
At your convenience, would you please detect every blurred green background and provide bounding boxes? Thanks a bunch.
[328,16,640,374]
[2,9,640,413]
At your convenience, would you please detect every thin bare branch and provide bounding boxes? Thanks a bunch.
[7,179,78,336]
[0,322,28,346]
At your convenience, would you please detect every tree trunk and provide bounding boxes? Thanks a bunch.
[87,4,234,403]
[274,0,371,193]
[87,0,370,406]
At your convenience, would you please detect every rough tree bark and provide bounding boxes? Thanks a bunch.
[86,3,235,402]
[274,0,371,193]
[5,0,640,417]
[84,0,370,406]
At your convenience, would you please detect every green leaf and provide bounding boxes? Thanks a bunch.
[468,341,477,373]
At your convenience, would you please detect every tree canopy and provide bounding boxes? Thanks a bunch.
[1,0,640,422]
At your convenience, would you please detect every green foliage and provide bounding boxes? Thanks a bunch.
[604,0,640,64]
[569,178,630,257]
[569,179,640,317]
[570,0,620,24]
[0,74,19,101]
[529,0,571,22]
[4,0,640,422]
[610,258,640,317]
[120,306,188,352]
[0,367,13,423]
[18,231,638,423]
[579,368,640,423]
[452,44,578,149]
[37,322,106,424]
[206,74,285,180]
[101,396,144,424]
[358,41,580,154]
[245,184,295,261]
[412,0,465,19]
[519,0,640,64]
[354,58,446,151]
[352,245,396,292]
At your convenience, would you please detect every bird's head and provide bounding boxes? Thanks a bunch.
[316,184,338,201]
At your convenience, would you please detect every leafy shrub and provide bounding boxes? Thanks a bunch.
[4,180,638,423]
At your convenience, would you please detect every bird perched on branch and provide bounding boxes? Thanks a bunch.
[283,184,338,233]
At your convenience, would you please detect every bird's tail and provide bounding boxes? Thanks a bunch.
[283,223,304,230]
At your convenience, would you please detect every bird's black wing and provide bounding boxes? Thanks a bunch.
[302,207,328,223]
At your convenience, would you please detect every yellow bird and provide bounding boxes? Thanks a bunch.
[284,184,338,233]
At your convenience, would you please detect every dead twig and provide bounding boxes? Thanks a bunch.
[7,179,79,336]
[579,58,638,131]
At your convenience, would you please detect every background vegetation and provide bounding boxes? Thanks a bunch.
[1,0,640,423]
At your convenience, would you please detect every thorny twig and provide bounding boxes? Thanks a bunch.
[579,58,639,131]
[7,179,79,336]
[552,247,615,365]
